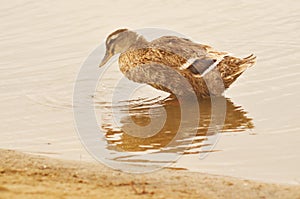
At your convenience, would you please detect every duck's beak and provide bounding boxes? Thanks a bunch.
[99,51,112,67]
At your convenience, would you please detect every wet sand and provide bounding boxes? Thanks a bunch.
[1,149,299,199]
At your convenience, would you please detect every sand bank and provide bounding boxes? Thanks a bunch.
[0,149,299,199]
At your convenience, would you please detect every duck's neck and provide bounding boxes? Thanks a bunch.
[127,31,148,48]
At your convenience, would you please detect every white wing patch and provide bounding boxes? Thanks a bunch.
[180,54,231,77]
[200,53,232,77]
[179,58,198,70]
[200,58,223,77]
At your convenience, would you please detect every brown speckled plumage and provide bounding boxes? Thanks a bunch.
[100,29,256,98]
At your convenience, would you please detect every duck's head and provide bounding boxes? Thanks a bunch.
[99,29,141,67]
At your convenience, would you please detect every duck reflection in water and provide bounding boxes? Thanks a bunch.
[98,96,253,155]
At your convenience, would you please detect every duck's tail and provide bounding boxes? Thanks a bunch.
[221,54,256,88]
[236,54,256,73]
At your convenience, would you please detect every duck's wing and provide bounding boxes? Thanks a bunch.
[149,36,212,59]
[149,36,228,76]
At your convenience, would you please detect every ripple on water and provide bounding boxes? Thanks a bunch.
[93,93,254,167]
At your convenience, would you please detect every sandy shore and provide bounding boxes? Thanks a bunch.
[0,149,299,199]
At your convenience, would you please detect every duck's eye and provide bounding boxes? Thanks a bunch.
[106,34,119,46]
[108,38,120,48]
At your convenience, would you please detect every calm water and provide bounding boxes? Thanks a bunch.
[0,0,299,184]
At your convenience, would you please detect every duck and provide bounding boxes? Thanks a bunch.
[99,29,256,98]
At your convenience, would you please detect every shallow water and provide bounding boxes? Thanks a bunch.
[0,0,299,184]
